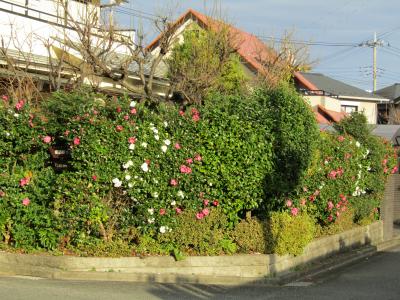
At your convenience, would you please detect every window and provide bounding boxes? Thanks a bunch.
[341,105,358,113]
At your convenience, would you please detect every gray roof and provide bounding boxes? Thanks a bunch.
[300,72,386,101]
[375,83,400,103]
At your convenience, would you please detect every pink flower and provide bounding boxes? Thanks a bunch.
[93,110,99,115]
[64,130,70,136]
[192,114,200,122]
[145,159,151,165]
[180,165,192,174]
[328,170,337,179]
[92,175,97,181]
[186,158,193,164]
[179,110,185,116]
[309,195,316,202]
[336,211,340,217]
[19,177,30,187]
[128,137,137,144]
[291,207,299,216]
[0,190,5,197]
[286,199,292,207]
[130,108,137,115]
[194,154,202,161]
[392,166,398,174]
[196,212,204,220]
[300,199,306,206]
[383,159,388,166]
[327,215,333,222]
[116,107,122,113]
[42,136,52,144]
[203,199,209,206]
[202,208,210,216]
[345,153,352,160]
[339,194,346,201]
[213,200,219,206]
[159,208,166,215]
[337,135,345,142]
[22,198,30,206]
[15,100,25,111]
[123,115,129,121]
[116,125,123,132]
[73,137,80,146]
[1,95,8,102]
[384,167,389,174]
[174,143,181,150]
[175,207,182,214]
[170,179,178,186]
[327,201,334,211]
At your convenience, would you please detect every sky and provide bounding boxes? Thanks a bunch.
[113,0,400,92]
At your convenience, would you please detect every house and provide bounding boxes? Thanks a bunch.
[375,83,400,124]
[295,72,390,124]
[0,0,170,97]
[146,10,316,94]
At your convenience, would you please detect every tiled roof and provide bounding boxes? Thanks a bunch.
[299,72,386,100]
[314,104,347,124]
[146,9,315,90]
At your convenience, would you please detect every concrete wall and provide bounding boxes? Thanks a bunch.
[386,174,400,225]
[305,95,342,112]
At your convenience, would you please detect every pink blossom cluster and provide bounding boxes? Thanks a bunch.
[327,168,344,179]
[15,99,25,111]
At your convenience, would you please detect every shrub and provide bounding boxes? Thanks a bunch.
[157,207,231,255]
[230,214,267,253]
[254,84,319,209]
[267,212,315,256]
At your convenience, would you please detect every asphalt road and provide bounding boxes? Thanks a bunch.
[1,245,400,300]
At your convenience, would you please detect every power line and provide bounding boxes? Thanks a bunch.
[257,35,359,47]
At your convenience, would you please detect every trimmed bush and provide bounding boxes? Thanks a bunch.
[230,215,267,253]
[268,212,315,256]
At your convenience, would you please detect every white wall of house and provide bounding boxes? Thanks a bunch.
[304,95,342,111]
[339,100,378,124]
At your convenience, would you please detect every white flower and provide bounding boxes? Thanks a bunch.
[356,141,361,148]
[152,128,159,134]
[5,132,10,137]
[164,139,171,146]
[152,192,159,198]
[209,182,213,187]
[13,113,19,118]
[128,183,133,188]
[129,144,135,150]
[112,178,122,188]
[154,135,160,141]
[125,175,131,181]
[164,121,168,127]
[148,218,155,224]
[123,160,133,169]
[177,190,184,199]
[161,145,168,153]
[171,200,176,206]
[130,100,136,108]
[141,162,149,172]
[134,176,138,179]
[159,226,167,234]
[141,142,148,148]
[148,208,154,215]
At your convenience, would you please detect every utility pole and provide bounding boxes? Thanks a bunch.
[361,32,383,92]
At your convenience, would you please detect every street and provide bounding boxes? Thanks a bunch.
[1,245,400,300]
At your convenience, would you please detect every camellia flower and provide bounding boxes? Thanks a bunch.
[152,192,159,198]
[196,212,204,220]
[130,100,136,108]
[203,199,209,206]
[192,114,200,122]
[159,208,166,215]
[130,108,137,115]
[286,199,292,207]
[141,142,148,148]
[148,218,155,224]
[0,190,5,197]
[161,145,168,153]
[179,110,185,116]
[148,208,154,215]
[177,190,185,199]
[141,162,149,172]
[112,178,122,187]
[116,125,123,132]
[19,177,30,187]
[327,201,334,211]
[180,165,192,174]
[22,198,30,206]
[42,136,52,144]
[202,208,209,216]
[116,107,122,113]
[213,200,219,206]
[15,100,25,111]
[64,130,70,136]
[129,144,135,150]
[125,175,131,181]
[159,226,167,233]
[300,199,306,206]
[123,115,129,121]
[327,215,333,222]
[337,135,345,142]
[186,158,193,164]
[291,207,299,216]
[128,137,137,144]
[355,141,361,148]
[175,207,182,214]
[170,179,178,186]
[73,137,80,146]
[164,139,171,146]
[194,154,202,161]
[92,175,97,181]
[154,135,160,141]
[171,200,176,206]
[1,95,8,102]
[123,160,134,169]
[174,143,181,150]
